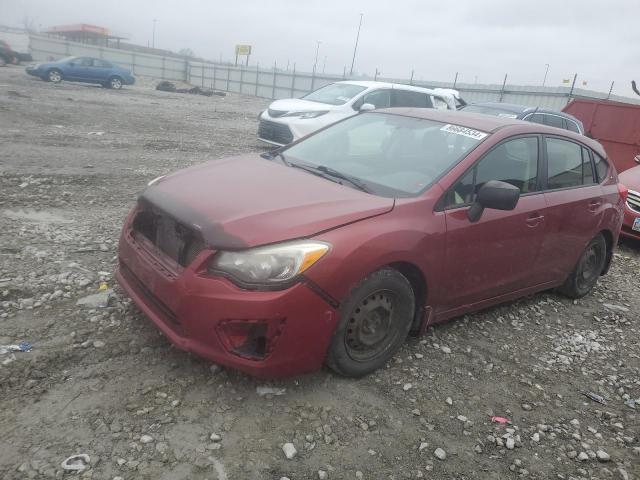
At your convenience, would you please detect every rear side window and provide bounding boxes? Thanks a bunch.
[445,137,539,207]
[593,153,609,182]
[392,90,432,108]
[546,138,594,189]
[544,115,565,129]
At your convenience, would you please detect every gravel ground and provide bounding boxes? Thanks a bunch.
[1,65,639,480]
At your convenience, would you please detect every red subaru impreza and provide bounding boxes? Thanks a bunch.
[116,109,625,378]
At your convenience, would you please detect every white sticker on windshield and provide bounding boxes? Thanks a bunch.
[440,124,488,140]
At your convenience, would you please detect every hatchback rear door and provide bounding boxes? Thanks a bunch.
[439,136,548,311]
[536,136,604,281]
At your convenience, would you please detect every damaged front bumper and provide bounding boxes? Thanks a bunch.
[115,208,338,378]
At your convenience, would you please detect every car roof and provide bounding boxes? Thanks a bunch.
[336,80,442,95]
[468,101,581,120]
[372,108,605,156]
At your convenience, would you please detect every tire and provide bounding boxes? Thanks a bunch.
[108,76,123,89]
[557,233,607,299]
[46,69,62,83]
[326,268,415,377]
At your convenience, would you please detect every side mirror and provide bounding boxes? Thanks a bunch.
[467,180,520,222]
[359,103,375,112]
[634,154,640,164]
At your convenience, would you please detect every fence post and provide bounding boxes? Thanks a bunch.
[226,66,230,91]
[606,81,614,100]
[213,64,217,90]
[311,68,315,91]
[161,56,166,80]
[255,63,260,96]
[567,73,577,104]
[271,61,277,99]
[453,72,458,89]
[410,70,414,85]
[499,73,508,102]
[343,66,346,79]
[290,63,296,97]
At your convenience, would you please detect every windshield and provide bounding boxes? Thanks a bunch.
[283,112,488,196]
[462,105,520,118]
[302,83,367,105]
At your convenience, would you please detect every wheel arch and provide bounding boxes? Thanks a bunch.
[386,261,428,333]
[599,228,614,275]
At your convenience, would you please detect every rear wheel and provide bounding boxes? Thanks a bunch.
[47,69,62,83]
[557,233,607,299]
[108,76,123,89]
[326,268,415,377]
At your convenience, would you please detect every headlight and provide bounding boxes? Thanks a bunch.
[147,175,165,186]
[209,240,330,287]
[283,111,329,119]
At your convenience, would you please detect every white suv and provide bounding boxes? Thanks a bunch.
[258,81,463,146]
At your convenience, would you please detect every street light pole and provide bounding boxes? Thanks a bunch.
[313,40,322,73]
[543,63,549,86]
[349,13,363,77]
[152,18,157,48]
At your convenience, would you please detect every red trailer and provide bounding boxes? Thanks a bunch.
[563,99,640,173]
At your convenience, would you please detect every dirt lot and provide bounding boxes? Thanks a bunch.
[0,65,639,480]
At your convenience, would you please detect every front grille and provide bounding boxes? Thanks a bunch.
[627,189,640,213]
[258,120,293,145]
[268,108,287,118]
[132,209,205,267]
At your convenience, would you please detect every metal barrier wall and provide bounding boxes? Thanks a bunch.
[27,34,640,109]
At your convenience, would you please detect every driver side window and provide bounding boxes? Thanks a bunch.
[445,136,539,208]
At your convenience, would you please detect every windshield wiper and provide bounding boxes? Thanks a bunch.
[291,162,371,193]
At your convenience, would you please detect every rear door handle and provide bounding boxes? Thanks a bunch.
[526,214,544,227]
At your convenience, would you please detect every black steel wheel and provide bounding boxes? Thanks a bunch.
[327,268,415,377]
[558,233,607,299]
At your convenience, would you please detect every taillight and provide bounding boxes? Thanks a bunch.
[618,183,629,203]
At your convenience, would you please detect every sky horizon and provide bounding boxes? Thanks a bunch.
[2,0,638,98]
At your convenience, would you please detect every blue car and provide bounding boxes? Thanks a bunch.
[26,56,135,89]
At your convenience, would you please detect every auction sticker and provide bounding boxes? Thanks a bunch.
[440,124,488,140]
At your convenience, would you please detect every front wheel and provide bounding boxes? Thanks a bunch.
[47,69,62,83]
[557,233,607,299]
[326,268,415,377]
[108,76,123,89]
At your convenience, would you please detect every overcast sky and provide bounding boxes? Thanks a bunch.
[2,0,638,97]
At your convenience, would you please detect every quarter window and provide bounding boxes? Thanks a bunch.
[582,147,595,184]
[527,113,545,124]
[566,120,580,133]
[445,137,539,207]
[593,153,609,182]
[546,138,593,189]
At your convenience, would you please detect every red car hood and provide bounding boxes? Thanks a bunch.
[139,155,394,249]
[619,165,640,191]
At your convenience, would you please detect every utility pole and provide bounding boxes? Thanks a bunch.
[349,13,363,76]
[313,40,322,73]
[542,63,550,86]
[152,18,157,48]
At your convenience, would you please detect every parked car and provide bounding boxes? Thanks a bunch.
[257,81,464,146]
[618,164,640,240]
[0,39,31,65]
[25,56,135,89]
[117,109,624,378]
[461,102,584,134]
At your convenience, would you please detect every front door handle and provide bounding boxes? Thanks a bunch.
[526,214,544,227]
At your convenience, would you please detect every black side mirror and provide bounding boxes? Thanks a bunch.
[467,180,520,222]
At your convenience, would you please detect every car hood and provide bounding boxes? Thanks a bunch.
[268,98,338,113]
[619,165,640,190]
[139,155,394,249]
